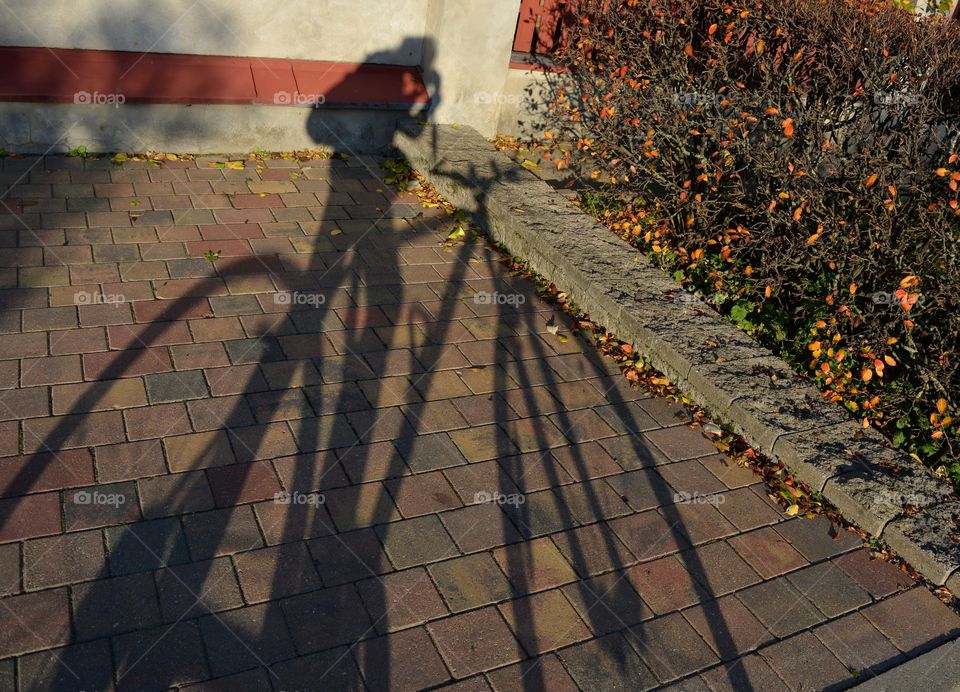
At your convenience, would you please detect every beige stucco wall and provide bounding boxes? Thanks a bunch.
[0,0,428,63]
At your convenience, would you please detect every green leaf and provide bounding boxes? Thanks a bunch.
[730,302,750,323]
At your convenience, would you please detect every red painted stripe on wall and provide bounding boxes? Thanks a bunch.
[0,46,430,107]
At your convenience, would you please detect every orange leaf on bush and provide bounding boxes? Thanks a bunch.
[782,119,794,137]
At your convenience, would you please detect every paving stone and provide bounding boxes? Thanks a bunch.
[429,553,515,612]
[187,394,256,431]
[448,424,518,462]
[553,478,633,525]
[550,441,624,481]
[486,653,580,692]
[18,639,114,692]
[774,515,862,562]
[499,488,577,538]
[377,515,459,569]
[594,401,661,435]
[124,401,191,440]
[357,567,448,634]
[63,481,140,531]
[735,577,826,638]
[443,459,519,505]
[0,588,71,657]
[429,606,524,677]
[182,666,274,692]
[682,595,774,661]
[625,612,720,683]
[307,528,393,586]
[784,561,871,618]
[82,346,173,380]
[104,517,191,576]
[206,460,282,506]
[355,627,451,691]
[550,522,637,578]
[699,654,787,691]
[661,499,739,546]
[288,413,360,451]
[727,526,808,579]
[72,571,162,640]
[599,434,672,469]
[268,647,364,692]
[626,555,710,615]
[714,486,782,531]
[832,549,916,598]
[440,503,524,553]
[494,537,578,594]
[112,620,211,690]
[323,482,401,532]
[228,422,299,461]
[182,505,264,559]
[860,587,960,654]
[503,415,568,451]
[498,589,591,655]
[22,410,125,452]
[657,459,727,497]
[138,470,215,519]
[0,448,95,496]
[235,542,322,602]
[144,370,208,403]
[0,543,19,596]
[758,631,853,691]
[22,530,105,589]
[253,496,336,544]
[562,571,653,635]
[154,556,244,620]
[95,439,167,483]
[609,509,691,562]
[200,603,297,677]
[164,430,235,471]
[684,541,762,597]
[814,612,904,676]
[499,451,575,492]
[558,632,659,692]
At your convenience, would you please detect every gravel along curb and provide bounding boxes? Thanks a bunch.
[394,121,959,588]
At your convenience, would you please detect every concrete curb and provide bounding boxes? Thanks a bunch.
[394,122,960,589]
[852,638,960,690]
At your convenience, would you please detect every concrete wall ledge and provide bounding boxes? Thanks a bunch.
[394,121,960,590]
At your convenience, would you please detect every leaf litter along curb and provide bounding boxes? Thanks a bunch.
[384,157,958,611]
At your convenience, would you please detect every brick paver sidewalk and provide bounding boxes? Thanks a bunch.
[0,153,957,691]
